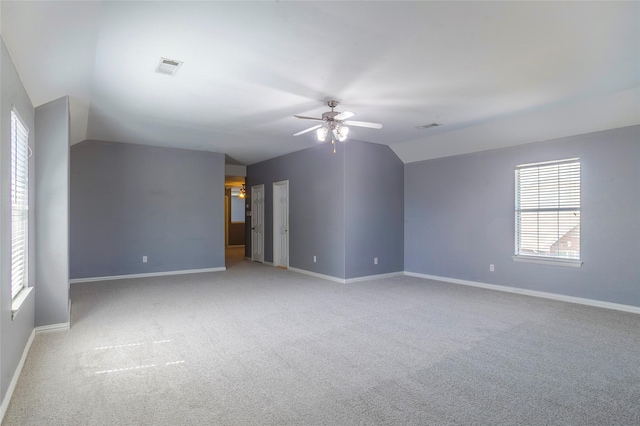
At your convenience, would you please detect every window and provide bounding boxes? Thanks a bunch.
[515,158,580,264]
[11,110,30,299]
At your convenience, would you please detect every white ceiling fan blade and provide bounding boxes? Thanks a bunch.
[334,111,355,120]
[293,124,323,136]
[294,115,324,121]
[344,120,383,129]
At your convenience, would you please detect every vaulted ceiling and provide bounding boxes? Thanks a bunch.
[1,1,638,165]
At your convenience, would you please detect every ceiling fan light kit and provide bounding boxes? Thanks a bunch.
[316,127,329,142]
[294,100,382,153]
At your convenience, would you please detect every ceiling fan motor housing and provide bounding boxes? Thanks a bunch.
[322,111,340,121]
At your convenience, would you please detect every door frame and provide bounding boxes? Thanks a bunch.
[273,180,289,268]
[224,195,229,248]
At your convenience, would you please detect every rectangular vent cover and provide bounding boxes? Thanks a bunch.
[155,57,183,76]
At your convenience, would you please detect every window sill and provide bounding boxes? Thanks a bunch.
[512,256,583,268]
[11,287,34,320]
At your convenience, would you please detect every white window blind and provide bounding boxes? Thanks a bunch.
[515,158,580,260]
[11,110,29,299]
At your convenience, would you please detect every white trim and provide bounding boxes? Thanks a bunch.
[404,272,640,315]
[516,157,580,169]
[345,272,405,283]
[11,287,34,320]
[262,261,273,266]
[288,267,346,283]
[0,329,35,423]
[288,267,404,284]
[273,180,290,269]
[35,322,70,333]
[512,255,582,268]
[224,194,229,248]
[69,267,226,284]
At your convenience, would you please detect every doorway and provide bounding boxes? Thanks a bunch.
[273,180,289,268]
[224,177,246,268]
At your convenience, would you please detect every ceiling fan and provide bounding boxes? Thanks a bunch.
[293,100,383,150]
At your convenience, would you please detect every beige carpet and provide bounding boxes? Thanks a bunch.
[3,259,640,425]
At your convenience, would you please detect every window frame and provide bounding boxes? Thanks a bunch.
[10,108,33,313]
[513,158,582,268]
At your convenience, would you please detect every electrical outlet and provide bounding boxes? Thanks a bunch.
[143,256,148,263]
[313,255,316,263]
[490,264,494,272]
[374,257,378,265]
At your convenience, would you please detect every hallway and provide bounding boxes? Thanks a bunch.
[225,246,246,269]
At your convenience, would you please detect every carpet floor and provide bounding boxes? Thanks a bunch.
[3,259,640,425]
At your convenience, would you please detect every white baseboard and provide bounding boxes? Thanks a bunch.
[288,267,346,283]
[404,271,640,315]
[288,267,404,284]
[345,271,405,283]
[69,267,226,284]
[0,329,35,423]
[0,321,72,422]
[35,322,70,333]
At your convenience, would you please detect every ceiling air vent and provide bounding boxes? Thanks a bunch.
[416,123,441,129]
[155,57,183,76]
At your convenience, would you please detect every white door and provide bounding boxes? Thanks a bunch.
[273,180,289,268]
[251,184,265,263]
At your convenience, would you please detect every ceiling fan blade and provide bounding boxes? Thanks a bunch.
[294,115,324,121]
[334,111,355,120]
[344,120,383,129]
[293,124,323,136]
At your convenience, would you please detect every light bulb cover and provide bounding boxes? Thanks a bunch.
[316,127,329,142]
[337,126,349,142]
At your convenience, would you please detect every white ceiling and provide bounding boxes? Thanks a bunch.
[1,1,638,165]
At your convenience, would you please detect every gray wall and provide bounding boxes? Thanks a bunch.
[405,125,640,307]
[247,140,405,280]
[70,141,225,279]
[247,143,346,278]
[34,97,70,327]
[345,141,404,279]
[0,37,35,406]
